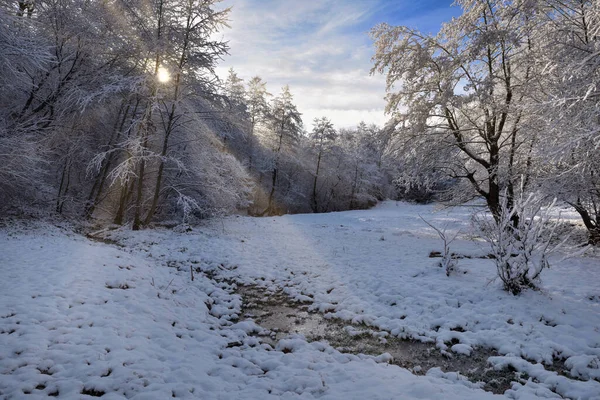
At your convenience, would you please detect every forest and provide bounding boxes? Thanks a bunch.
[0,0,398,228]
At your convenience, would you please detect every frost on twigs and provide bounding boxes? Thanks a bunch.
[176,193,200,226]
[420,215,459,276]
[474,192,562,295]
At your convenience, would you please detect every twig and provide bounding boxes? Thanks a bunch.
[164,278,175,292]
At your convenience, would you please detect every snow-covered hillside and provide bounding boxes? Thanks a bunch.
[1,202,599,399]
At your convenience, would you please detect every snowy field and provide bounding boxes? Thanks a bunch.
[1,202,599,399]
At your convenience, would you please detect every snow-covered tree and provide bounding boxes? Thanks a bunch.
[534,0,600,244]
[0,6,51,207]
[261,85,303,215]
[371,0,540,220]
[309,117,337,212]
[335,125,383,210]
[245,76,271,173]
[224,68,246,109]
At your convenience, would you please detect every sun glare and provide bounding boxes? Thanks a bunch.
[157,67,170,83]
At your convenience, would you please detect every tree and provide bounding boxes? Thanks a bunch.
[389,126,458,203]
[309,117,337,212]
[224,68,246,109]
[336,125,382,210]
[534,0,600,244]
[262,85,303,215]
[245,76,271,172]
[371,0,539,221]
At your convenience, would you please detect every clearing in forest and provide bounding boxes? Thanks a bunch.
[1,202,599,399]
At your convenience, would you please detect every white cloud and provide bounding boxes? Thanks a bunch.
[302,108,387,130]
[216,0,456,129]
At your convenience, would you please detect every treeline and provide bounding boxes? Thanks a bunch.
[220,71,397,215]
[0,1,398,228]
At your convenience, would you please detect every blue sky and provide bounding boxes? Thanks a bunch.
[216,0,460,128]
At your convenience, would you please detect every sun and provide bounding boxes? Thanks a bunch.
[157,67,170,83]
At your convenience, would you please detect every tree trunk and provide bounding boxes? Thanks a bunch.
[350,163,359,209]
[248,118,255,173]
[487,140,501,221]
[85,102,133,218]
[144,105,176,226]
[311,148,323,213]
[266,167,278,216]
[570,200,600,245]
[132,160,145,230]
[263,117,286,216]
[56,158,70,214]
[133,0,165,230]
[114,181,135,225]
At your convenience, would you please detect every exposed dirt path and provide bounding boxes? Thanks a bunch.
[239,285,521,395]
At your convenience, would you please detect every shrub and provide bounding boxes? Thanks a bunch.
[474,192,560,295]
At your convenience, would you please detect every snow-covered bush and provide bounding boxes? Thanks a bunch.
[474,192,560,295]
[394,172,438,203]
[421,217,459,276]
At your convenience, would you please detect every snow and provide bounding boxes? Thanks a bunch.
[451,344,473,356]
[1,202,599,399]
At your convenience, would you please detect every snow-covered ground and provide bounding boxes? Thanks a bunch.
[1,202,599,399]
